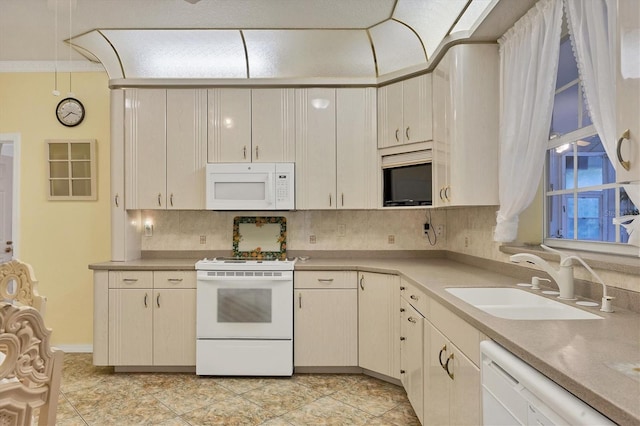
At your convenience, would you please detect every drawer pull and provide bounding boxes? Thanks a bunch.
[123,278,138,283]
[317,278,334,284]
[168,278,183,283]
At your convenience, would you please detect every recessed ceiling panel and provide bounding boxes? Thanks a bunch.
[244,30,375,78]
[451,0,498,35]
[393,0,468,58]
[369,21,426,76]
[101,30,247,78]
[69,31,124,79]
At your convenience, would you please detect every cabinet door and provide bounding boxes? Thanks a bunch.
[252,89,296,162]
[401,299,424,422]
[336,88,378,209]
[294,289,358,367]
[108,289,153,366]
[295,88,337,209]
[358,272,400,379]
[403,74,433,144]
[449,344,481,426]
[377,82,404,148]
[423,321,450,425]
[153,289,196,366]
[432,60,451,207]
[207,89,252,162]
[166,89,207,209]
[125,89,167,209]
[616,0,640,182]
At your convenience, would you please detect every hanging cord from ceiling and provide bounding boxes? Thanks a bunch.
[52,0,59,96]
[67,0,73,96]
[424,209,437,246]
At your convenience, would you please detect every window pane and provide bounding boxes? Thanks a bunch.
[71,179,91,196]
[547,148,571,191]
[50,180,69,196]
[49,162,68,178]
[619,187,639,243]
[556,37,579,89]
[576,136,614,187]
[547,194,572,239]
[71,161,91,178]
[70,143,91,160]
[551,85,579,135]
[48,143,68,160]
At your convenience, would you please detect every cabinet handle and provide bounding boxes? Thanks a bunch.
[144,293,148,308]
[115,194,119,207]
[317,278,334,284]
[359,275,365,290]
[400,336,406,341]
[438,344,447,368]
[400,286,406,291]
[445,353,455,380]
[341,193,344,206]
[123,278,138,283]
[439,187,444,201]
[170,193,174,207]
[243,145,247,160]
[298,293,302,309]
[255,145,259,160]
[410,294,419,301]
[400,369,406,374]
[400,308,405,312]
[407,316,417,323]
[156,293,160,308]
[395,129,400,142]
[157,193,162,207]
[445,186,451,201]
[616,129,631,171]
[168,278,183,283]
[329,193,332,206]
[406,126,410,140]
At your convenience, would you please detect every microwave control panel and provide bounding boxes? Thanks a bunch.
[274,163,295,209]
[276,174,290,202]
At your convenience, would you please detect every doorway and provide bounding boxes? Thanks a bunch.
[0,133,19,262]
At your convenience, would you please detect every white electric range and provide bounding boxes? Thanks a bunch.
[195,257,296,376]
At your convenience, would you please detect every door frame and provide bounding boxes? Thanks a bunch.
[0,133,20,259]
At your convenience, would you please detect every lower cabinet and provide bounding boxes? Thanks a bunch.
[400,298,425,421]
[294,271,358,367]
[97,270,197,366]
[423,312,481,425]
[358,272,401,379]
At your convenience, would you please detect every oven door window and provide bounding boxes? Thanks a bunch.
[217,288,272,323]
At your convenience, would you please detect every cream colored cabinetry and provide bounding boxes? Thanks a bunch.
[400,298,424,422]
[252,89,296,162]
[378,74,433,148]
[207,88,252,163]
[125,89,207,210]
[294,271,358,367]
[432,44,499,207]
[358,272,400,379]
[616,0,640,182]
[95,270,196,367]
[423,300,481,425]
[296,88,378,209]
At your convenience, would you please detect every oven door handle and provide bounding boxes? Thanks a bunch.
[197,274,292,282]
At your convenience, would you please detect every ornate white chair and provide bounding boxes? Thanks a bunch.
[0,303,63,425]
[0,260,46,316]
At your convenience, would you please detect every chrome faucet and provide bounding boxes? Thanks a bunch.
[510,245,575,300]
[510,245,614,312]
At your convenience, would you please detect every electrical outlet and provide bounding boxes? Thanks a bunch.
[200,235,206,244]
[338,224,346,237]
[435,224,445,238]
[464,236,470,247]
[309,234,317,244]
[388,235,395,244]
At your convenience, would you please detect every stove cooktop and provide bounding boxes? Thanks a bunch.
[195,257,297,271]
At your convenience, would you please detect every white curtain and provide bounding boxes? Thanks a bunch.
[565,0,640,246]
[494,0,564,242]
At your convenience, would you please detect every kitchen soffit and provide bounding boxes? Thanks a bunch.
[67,0,496,81]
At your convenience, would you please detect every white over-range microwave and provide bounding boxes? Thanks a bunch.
[205,162,295,210]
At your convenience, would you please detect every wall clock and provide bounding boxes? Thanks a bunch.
[56,97,85,127]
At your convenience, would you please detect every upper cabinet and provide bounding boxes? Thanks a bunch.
[616,0,640,182]
[207,89,252,163]
[378,74,433,148]
[125,89,207,210]
[252,89,296,162]
[296,88,378,209]
[432,44,499,207]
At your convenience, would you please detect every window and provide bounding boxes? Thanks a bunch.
[545,36,637,254]
[46,139,96,200]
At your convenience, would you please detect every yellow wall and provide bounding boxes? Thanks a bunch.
[0,72,111,347]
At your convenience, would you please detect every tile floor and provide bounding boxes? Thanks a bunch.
[55,353,420,425]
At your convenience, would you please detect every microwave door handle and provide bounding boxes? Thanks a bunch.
[266,174,274,206]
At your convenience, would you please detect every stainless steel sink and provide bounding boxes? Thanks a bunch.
[445,287,602,320]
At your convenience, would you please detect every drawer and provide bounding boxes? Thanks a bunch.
[430,300,481,366]
[154,271,196,289]
[400,279,429,317]
[108,271,153,289]
[294,271,357,289]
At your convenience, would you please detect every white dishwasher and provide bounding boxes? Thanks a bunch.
[480,340,615,426]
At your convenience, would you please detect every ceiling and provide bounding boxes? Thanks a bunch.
[0,0,538,82]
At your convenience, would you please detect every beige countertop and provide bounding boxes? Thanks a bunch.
[89,257,640,424]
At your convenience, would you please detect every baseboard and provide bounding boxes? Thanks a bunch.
[55,344,93,353]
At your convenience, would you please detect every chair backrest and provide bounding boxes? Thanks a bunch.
[0,260,46,317]
[0,302,63,426]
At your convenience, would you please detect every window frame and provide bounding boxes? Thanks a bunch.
[46,139,97,201]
